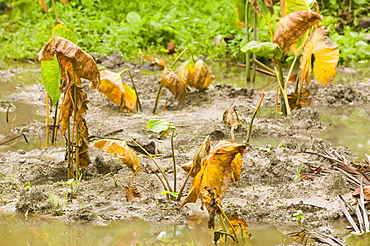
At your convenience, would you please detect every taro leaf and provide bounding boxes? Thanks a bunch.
[181,136,211,178]
[99,70,137,113]
[146,119,172,137]
[175,59,195,87]
[299,26,339,86]
[158,67,186,103]
[280,0,312,17]
[192,60,215,90]
[273,11,322,55]
[180,141,246,208]
[41,55,61,105]
[231,153,243,182]
[37,36,100,90]
[241,41,283,59]
[125,186,141,202]
[93,139,140,172]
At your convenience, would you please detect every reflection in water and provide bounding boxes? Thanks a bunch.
[0,214,295,246]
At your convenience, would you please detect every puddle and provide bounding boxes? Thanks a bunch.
[0,213,296,246]
[319,105,370,160]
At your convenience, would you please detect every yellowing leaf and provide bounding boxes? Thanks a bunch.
[181,136,211,178]
[223,107,242,130]
[280,0,311,17]
[287,89,311,109]
[228,213,249,239]
[93,139,140,172]
[299,26,339,86]
[273,11,322,54]
[175,59,195,87]
[38,37,100,90]
[181,141,246,208]
[192,60,215,90]
[39,0,48,13]
[99,70,137,112]
[125,186,141,202]
[159,67,186,103]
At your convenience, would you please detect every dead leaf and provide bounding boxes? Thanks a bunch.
[99,70,137,112]
[125,186,141,202]
[299,26,339,86]
[181,136,211,177]
[223,107,242,130]
[143,55,166,69]
[166,40,176,54]
[273,11,323,55]
[287,89,311,109]
[353,185,370,201]
[38,37,100,90]
[93,139,141,172]
[180,141,246,208]
[38,0,48,13]
[159,67,186,103]
[175,59,195,87]
[191,60,215,90]
[228,213,249,239]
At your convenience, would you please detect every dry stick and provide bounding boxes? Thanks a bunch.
[119,69,142,112]
[127,139,172,192]
[246,92,265,144]
[338,195,360,233]
[359,179,370,232]
[0,133,28,146]
[251,12,257,83]
[171,128,177,192]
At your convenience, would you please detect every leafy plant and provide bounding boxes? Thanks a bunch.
[293,209,305,227]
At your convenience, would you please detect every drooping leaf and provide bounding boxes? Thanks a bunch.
[38,36,100,90]
[273,11,322,54]
[180,141,246,208]
[280,0,312,16]
[241,41,283,59]
[146,119,172,135]
[143,55,166,69]
[228,213,249,239]
[41,56,61,105]
[175,59,195,87]
[223,107,242,130]
[192,60,215,90]
[181,136,211,177]
[299,26,339,86]
[93,139,141,172]
[99,70,137,112]
[52,22,77,44]
[158,67,186,103]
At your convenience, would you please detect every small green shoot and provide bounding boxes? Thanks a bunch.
[23,182,31,189]
[293,210,305,227]
[160,190,178,199]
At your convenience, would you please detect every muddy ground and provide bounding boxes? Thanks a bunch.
[1,53,370,244]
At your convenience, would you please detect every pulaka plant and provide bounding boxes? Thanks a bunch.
[240,0,339,116]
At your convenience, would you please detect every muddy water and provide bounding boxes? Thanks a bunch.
[0,214,295,246]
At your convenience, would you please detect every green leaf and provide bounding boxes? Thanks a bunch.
[52,23,77,43]
[160,190,179,198]
[241,41,283,59]
[126,11,141,24]
[281,0,313,16]
[41,55,61,105]
[146,119,171,133]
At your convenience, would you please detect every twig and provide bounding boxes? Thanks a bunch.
[246,92,265,144]
[0,133,28,146]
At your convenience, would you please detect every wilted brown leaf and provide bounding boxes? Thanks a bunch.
[299,26,339,86]
[223,107,242,130]
[39,0,48,13]
[273,11,323,55]
[287,89,311,109]
[181,136,211,177]
[181,141,246,208]
[159,67,186,103]
[93,139,141,172]
[175,59,195,87]
[38,37,100,90]
[191,60,215,90]
[125,186,142,202]
[99,70,137,112]
[228,213,249,239]
[143,55,166,69]
[353,185,370,201]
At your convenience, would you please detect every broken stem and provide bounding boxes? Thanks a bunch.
[152,84,163,114]
[0,133,28,146]
[171,128,177,192]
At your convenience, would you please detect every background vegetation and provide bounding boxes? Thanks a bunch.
[0,0,369,67]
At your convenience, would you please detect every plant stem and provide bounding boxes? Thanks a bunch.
[152,84,163,114]
[169,48,194,69]
[171,128,177,192]
[50,0,59,22]
[246,92,265,144]
[245,1,251,82]
[253,58,276,75]
[46,92,50,145]
[119,69,142,112]
[51,100,59,143]
[67,118,72,179]
[275,61,290,116]
[218,204,239,243]
[251,11,257,83]
[128,139,172,192]
[72,70,80,175]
